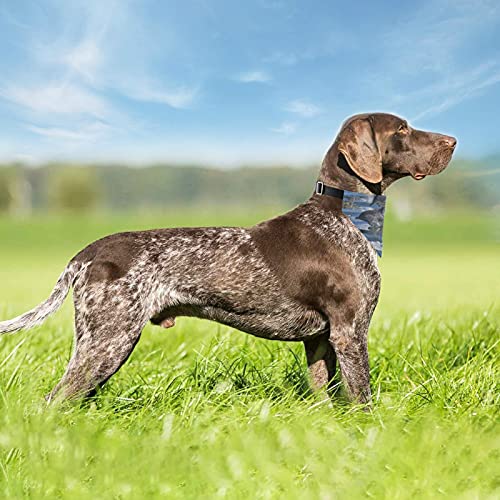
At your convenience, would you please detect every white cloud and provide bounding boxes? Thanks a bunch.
[27,121,111,142]
[28,126,87,141]
[120,83,199,109]
[370,2,500,122]
[284,99,322,118]
[271,121,298,135]
[0,0,200,152]
[0,83,108,117]
[411,64,500,121]
[235,71,272,83]
[63,39,103,84]
[382,1,500,76]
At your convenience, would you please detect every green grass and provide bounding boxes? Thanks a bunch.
[0,209,499,499]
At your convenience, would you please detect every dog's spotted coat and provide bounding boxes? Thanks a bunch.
[0,113,456,404]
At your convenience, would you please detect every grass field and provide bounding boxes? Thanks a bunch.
[0,208,498,499]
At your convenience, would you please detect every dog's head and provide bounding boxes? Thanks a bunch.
[322,113,456,191]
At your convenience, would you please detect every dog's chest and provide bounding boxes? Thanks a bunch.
[250,204,380,310]
[297,206,379,272]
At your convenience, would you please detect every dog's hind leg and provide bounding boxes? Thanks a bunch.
[304,333,337,392]
[46,288,148,403]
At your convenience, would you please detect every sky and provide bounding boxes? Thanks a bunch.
[1,0,500,166]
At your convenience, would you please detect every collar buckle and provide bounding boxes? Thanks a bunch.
[315,181,324,195]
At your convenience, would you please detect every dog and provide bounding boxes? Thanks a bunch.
[0,113,456,404]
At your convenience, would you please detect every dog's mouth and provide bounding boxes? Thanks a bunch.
[412,173,426,181]
[411,144,456,181]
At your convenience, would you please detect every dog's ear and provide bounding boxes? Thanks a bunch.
[337,118,382,184]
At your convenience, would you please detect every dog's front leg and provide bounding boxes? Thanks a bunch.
[327,310,372,406]
[323,266,380,406]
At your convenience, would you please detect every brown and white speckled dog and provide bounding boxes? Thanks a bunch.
[0,113,456,404]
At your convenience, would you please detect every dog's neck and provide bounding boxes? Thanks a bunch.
[310,150,389,256]
[317,145,402,195]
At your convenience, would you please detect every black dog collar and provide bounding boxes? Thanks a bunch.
[315,181,344,200]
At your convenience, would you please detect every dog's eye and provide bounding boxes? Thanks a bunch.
[397,123,408,134]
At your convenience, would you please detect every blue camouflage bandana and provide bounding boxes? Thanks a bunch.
[342,191,386,257]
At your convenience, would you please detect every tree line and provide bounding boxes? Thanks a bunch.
[0,158,498,215]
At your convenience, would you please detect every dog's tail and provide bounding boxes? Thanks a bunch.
[0,261,86,335]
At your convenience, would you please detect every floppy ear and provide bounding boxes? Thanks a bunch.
[337,118,382,184]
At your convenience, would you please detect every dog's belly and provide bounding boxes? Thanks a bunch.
[142,226,331,341]
[151,302,329,341]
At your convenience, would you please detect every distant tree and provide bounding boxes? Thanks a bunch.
[48,167,101,212]
[0,169,14,212]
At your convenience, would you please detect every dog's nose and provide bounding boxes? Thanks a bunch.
[441,136,457,148]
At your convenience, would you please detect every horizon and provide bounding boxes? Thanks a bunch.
[2,154,499,170]
[1,1,500,166]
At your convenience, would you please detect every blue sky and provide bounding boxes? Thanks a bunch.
[1,0,499,166]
